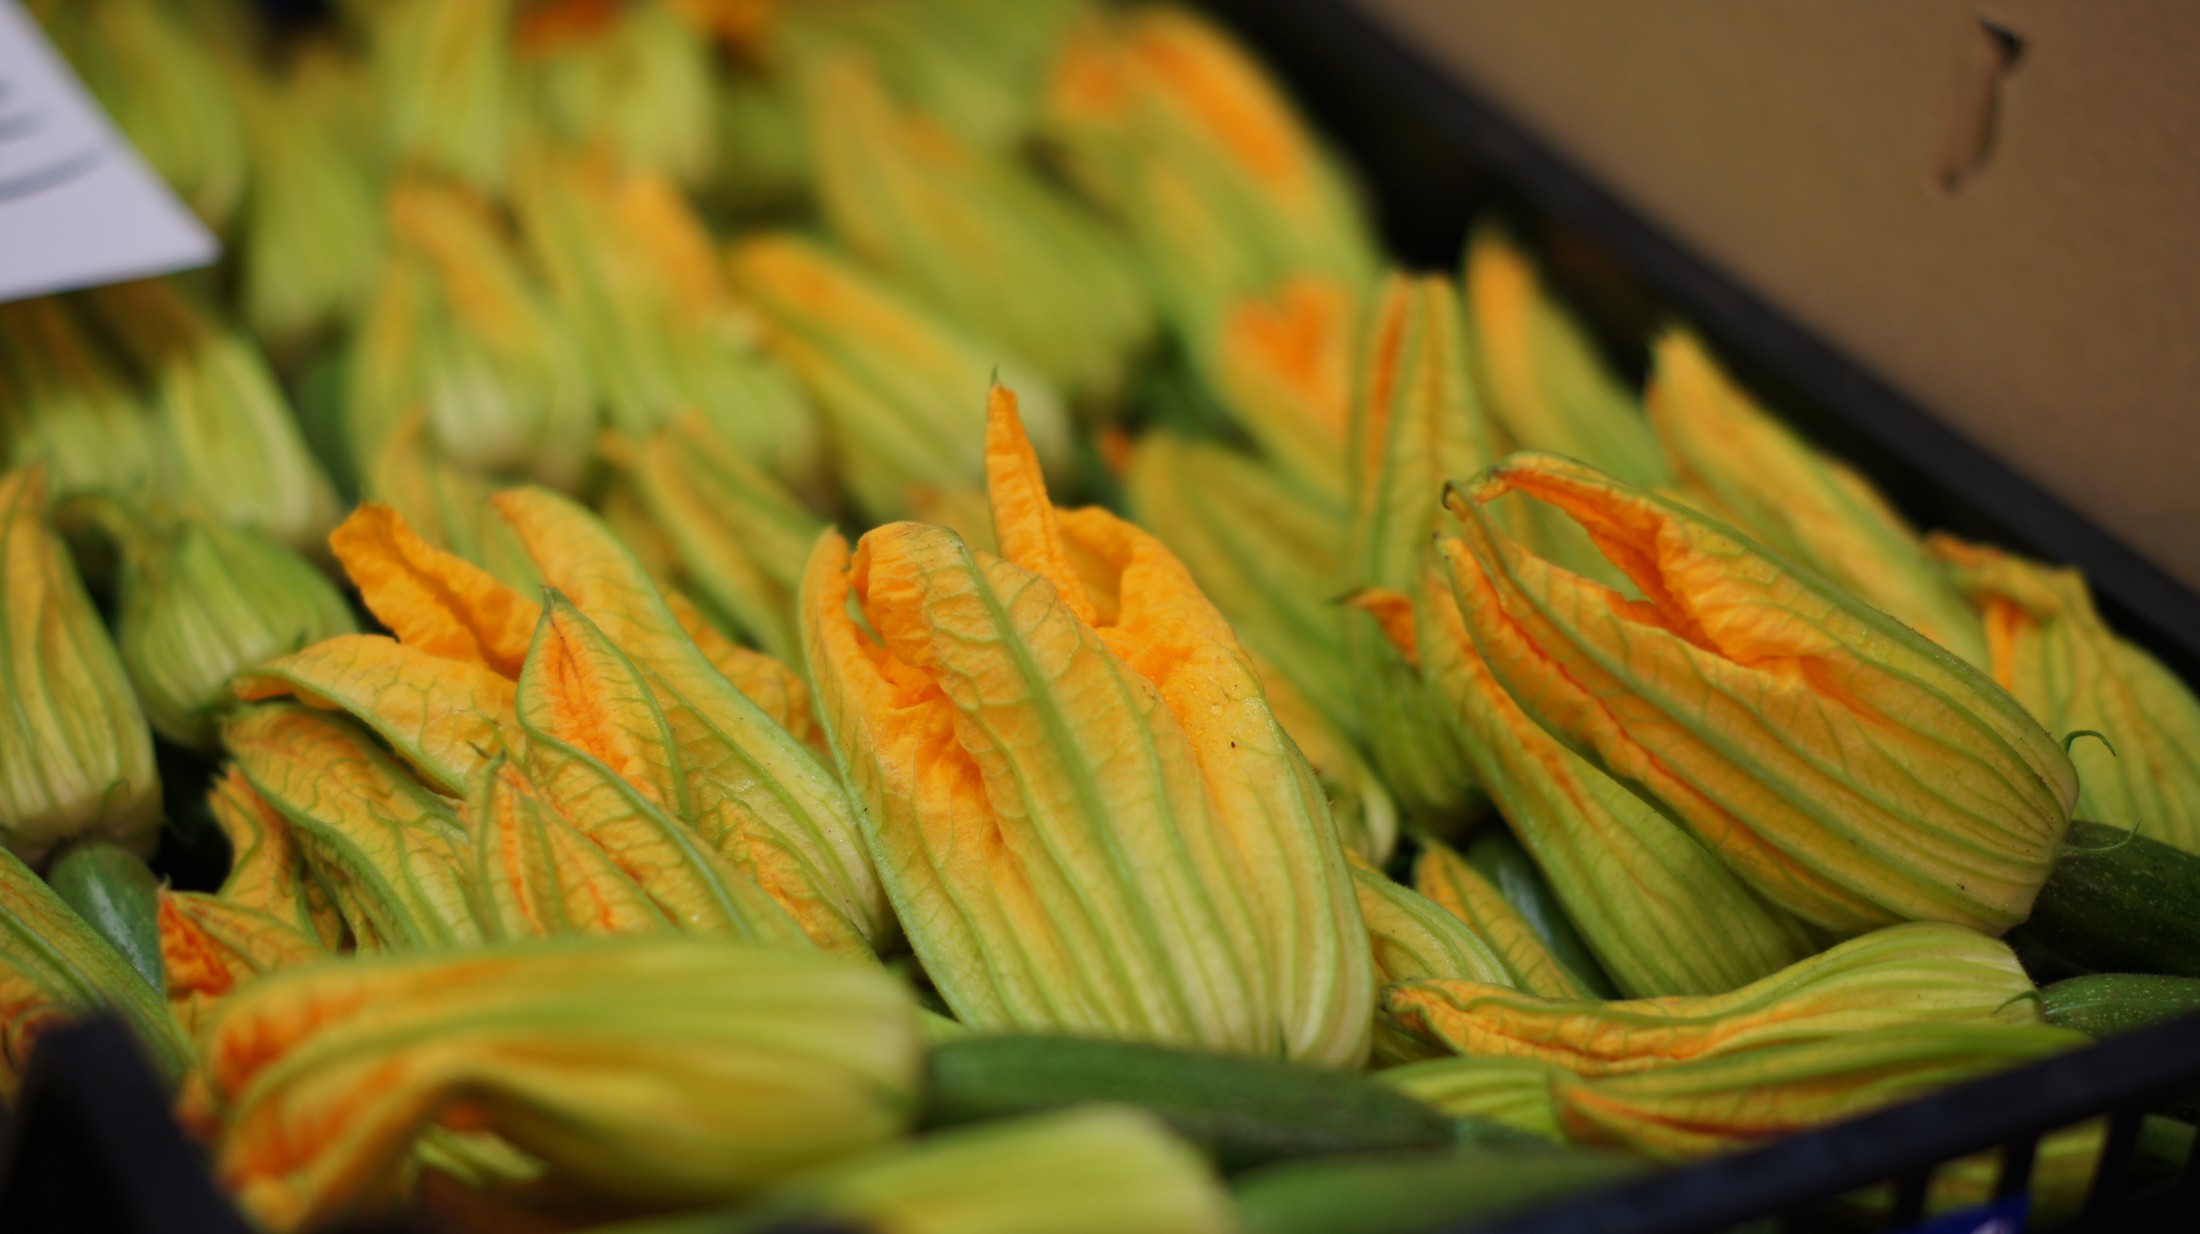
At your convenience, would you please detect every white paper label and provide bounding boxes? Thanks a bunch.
[0,0,218,304]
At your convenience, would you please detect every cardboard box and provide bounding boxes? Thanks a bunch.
[1358,0,2200,590]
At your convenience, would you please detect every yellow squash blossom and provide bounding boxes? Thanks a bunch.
[1410,555,1817,996]
[1126,431,1356,745]
[346,179,595,491]
[0,297,160,504]
[803,386,1372,1065]
[727,232,1072,521]
[1551,1023,2082,1160]
[1934,535,2200,854]
[601,411,822,662]
[1,845,192,1100]
[716,1106,1238,1234]
[1382,922,2039,1071]
[1462,226,1668,490]
[806,54,1151,408]
[109,509,358,752]
[181,939,924,1233]
[1040,5,1376,345]
[1413,840,1587,1001]
[1342,275,1499,826]
[158,892,326,1037]
[514,150,816,481]
[1647,330,1988,666]
[494,487,886,956]
[463,754,674,943]
[222,704,482,951]
[85,280,341,554]
[1209,274,1359,503]
[0,468,162,866]
[1439,453,2076,934]
[204,767,345,950]
[1349,855,1513,1065]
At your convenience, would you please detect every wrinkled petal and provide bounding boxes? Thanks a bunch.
[206,767,346,950]
[159,891,326,1036]
[464,757,671,941]
[1440,453,2076,934]
[223,704,481,950]
[328,502,539,678]
[235,634,521,795]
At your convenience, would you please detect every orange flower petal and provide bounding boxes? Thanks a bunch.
[330,503,540,678]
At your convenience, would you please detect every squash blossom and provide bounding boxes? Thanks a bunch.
[1647,330,1988,667]
[1348,856,1513,1065]
[1407,554,1817,997]
[180,939,925,1233]
[600,411,822,662]
[512,149,816,481]
[1039,5,1377,348]
[83,280,341,554]
[1126,431,1356,747]
[1461,226,1668,491]
[371,0,518,193]
[1933,535,2200,854]
[1551,1023,2084,1160]
[1382,922,2040,1071]
[1,846,192,1101]
[358,412,545,594]
[204,766,345,950]
[106,507,357,751]
[346,179,595,491]
[520,0,719,192]
[698,1106,1239,1234]
[806,54,1151,408]
[803,385,1373,1066]
[1439,452,2077,934]
[1342,274,1500,826]
[231,48,384,348]
[726,232,1072,522]
[0,298,161,505]
[1413,841,1587,1001]
[159,891,327,1037]
[1209,275,1359,503]
[0,468,162,866]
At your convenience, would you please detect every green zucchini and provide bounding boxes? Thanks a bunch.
[1233,1147,1640,1234]
[2009,822,2200,979]
[1466,831,1619,997]
[922,1035,1452,1172]
[2042,974,2200,1037]
[45,838,165,993]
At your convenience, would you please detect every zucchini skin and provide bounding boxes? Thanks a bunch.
[2041,974,2200,1037]
[2010,822,2200,979]
[45,838,165,993]
[1466,831,1619,998]
[1233,1148,1640,1234]
[923,1035,1453,1172]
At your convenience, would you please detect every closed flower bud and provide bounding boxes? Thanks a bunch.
[1413,841,1587,1001]
[1126,432,1356,745]
[601,411,821,662]
[83,280,341,553]
[513,150,817,481]
[1210,275,1359,503]
[1647,330,1988,665]
[1,846,192,1101]
[347,180,594,491]
[1349,856,1512,1065]
[807,54,1151,408]
[725,1107,1238,1234]
[110,509,357,751]
[0,298,160,504]
[1462,226,1668,490]
[1412,554,1817,996]
[1382,922,2040,1071]
[727,232,1072,521]
[1343,275,1499,826]
[521,0,718,191]
[183,938,925,1232]
[1933,535,2200,854]
[0,468,162,866]
[373,0,519,193]
[803,386,1373,1065]
[1439,452,2076,934]
[1040,5,1376,347]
